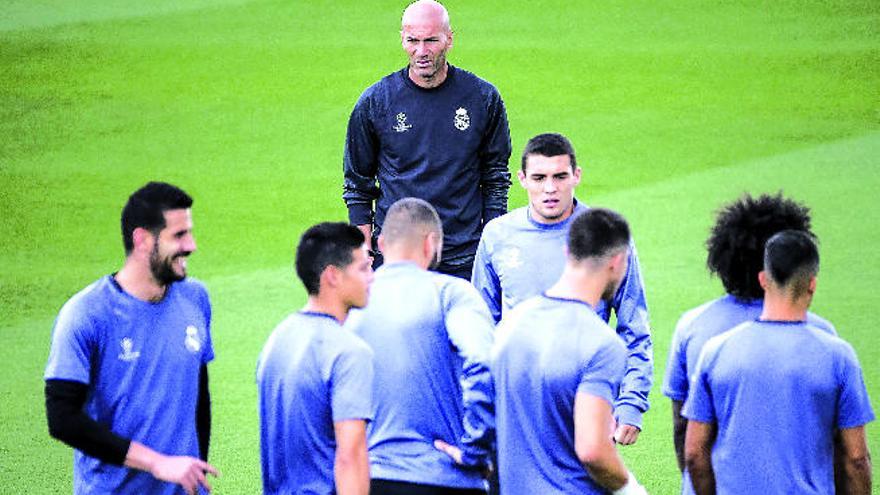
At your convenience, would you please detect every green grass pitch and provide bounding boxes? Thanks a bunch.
[1,1,878,492]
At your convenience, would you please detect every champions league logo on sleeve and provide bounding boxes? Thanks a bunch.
[118,338,140,362]
[184,325,202,353]
[454,107,470,131]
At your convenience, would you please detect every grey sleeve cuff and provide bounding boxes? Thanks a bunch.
[614,404,644,430]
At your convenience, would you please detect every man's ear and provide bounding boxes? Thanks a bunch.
[321,265,341,291]
[609,250,626,274]
[423,231,439,259]
[517,169,527,187]
[131,227,154,256]
[758,271,768,291]
[808,275,817,295]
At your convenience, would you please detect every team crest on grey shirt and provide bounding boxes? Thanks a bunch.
[184,325,202,353]
[454,107,470,131]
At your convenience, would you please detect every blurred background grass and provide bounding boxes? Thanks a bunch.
[1,1,877,492]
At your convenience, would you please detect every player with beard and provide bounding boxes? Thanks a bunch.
[343,0,512,279]
[45,182,219,494]
[491,208,647,495]
[345,198,495,495]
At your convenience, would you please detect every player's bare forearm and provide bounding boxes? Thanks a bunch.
[334,419,370,495]
[684,420,716,495]
[581,444,629,491]
[125,441,219,494]
[574,394,629,491]
[672,400,687,472]
[835,427,872,495]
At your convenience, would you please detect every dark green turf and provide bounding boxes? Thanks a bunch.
[1,1,878,492]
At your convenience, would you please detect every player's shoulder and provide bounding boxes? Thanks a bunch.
[806,311,837,336]
[53,276,125,341]
[337,326,374,358]
[64,275,111,303]
[581,304,620,343]
[173,277,209,298]
[700,319,754,358]
[534,294,611,337]
[674,296,730,336]
[357,68,407,102]
[449,65,502,96]
[450,64,498,88]
[483,206,529,236]
[432,271,483,301]
[57,275,115,318]
[494,295,543,347]
[498,294,548,329]
[802,316,853,357]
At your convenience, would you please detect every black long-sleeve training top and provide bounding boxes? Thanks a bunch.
[343,64,512,262]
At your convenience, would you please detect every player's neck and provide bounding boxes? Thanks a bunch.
[383,249,431,270]
[528,201,576,226]
[115,261,167,303]
[546,267,606,309]
[304,296,349,325]
[760,293,809,322]
[408,63,449,89]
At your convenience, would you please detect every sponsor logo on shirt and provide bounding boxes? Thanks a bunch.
[118,338,140,362]
[393,112,412,133]
[454,107,470,131]
[184,325,202,353]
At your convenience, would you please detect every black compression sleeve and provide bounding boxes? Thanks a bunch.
[45,379,130,465]
[196,364,211,460]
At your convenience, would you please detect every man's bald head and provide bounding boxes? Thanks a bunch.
[402,0,451,32]
[381,197,443,249]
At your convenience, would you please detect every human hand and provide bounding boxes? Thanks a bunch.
[433,440,493,479]
[151,455,220,494]
[433,439,463,464]
[613,424,641,445]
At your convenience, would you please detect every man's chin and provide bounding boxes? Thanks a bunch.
[411,65,438,78]
[155,270,186,286]
[535,209,564,222]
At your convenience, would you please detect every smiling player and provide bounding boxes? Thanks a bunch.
[45,181,218,495]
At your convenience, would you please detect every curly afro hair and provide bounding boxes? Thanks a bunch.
[706,192,812,299]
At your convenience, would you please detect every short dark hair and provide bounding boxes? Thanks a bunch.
[706,193,812,299]
[295,222,365,295]
[521,133,577,171]
[764,230,819,297]
[567,208,630,262]
[381,197,442,246]
[121,182,193,255]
